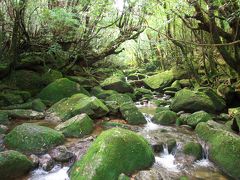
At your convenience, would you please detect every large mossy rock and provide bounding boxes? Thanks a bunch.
[101,76,134,93]
[183,142,203,160]
[170,89,226,113]
[1,98,46,112]
[196,122,240,179]
[70,128,155,180]
[106,93,133,106]
[0,109,45,120]
[96,90,119,100]
[184,111,212,128]
[134,88,153,100]
[55,114,93,138]
[105,93,134,116]
[4,123,64,154]
[38,78,90,105]
[120,103,146,125]
[0,150,33,179]
[143,70,174,91]
[152,110,177,125]
[48,94,109,121]
[67,76,99,89]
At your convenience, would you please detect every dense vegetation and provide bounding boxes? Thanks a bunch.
[1,0,240,180]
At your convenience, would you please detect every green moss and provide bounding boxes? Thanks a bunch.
[70,128,155,180]
[42,69,63,85]
[5,70,44,95]
[152,110,177,125]
[106,93,133,106]
[118,174,130,180]
[101,76,134,93]
[0,112,9,125]
[32,99,46,112]
[0,150,33,179]
[179,176,189,180]
[67,76,98,88]
[143,70,174,90]
[96,90,118,100]
[4,123,64,154]
[0,92,24,107]
[134,88,153,100]
[38,78,90,105]
[101,122,129,129]
[196,122,240,179]
[183,142,203,160]
[0,109,44,120]
[48,94,109,121]
[185,111,212,128]
[120,102,146,125]
[170,89,226,113]
[171,80,181,90]
[55,114,93,138]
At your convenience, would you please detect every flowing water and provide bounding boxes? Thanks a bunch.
[19,100,230,180]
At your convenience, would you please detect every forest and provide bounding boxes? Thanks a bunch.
[0,0,240,179]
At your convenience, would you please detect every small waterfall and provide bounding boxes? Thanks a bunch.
[194,141,213,167]
[143,113,160,131]
[155,144,180,172]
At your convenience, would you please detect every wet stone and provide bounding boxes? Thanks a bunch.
[30,154,39,168]
[50,145,75,162]
[39,154,54,171]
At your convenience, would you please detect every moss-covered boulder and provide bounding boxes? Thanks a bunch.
[55,114,93,138]
[67,76,99,89]
[4,123,64,154]
[134,88,153,100]
[0,150,33,179]
[183,142,203,160]
[0,109,45,120]
[96,90,118,100]
[196,122,240,179]
[101,76,134,93]
[48,94,109,121]
[171,80,181,90]
[143,70,174,91]
[170,89,226,113]
[70,128,155,180]
[184,111,212,128]
[106,93,133,106]
[1,98,46,112]
[120,103,146,125]
[38,78,90,105]
[152,110,177,125]
[0,112,9,125]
